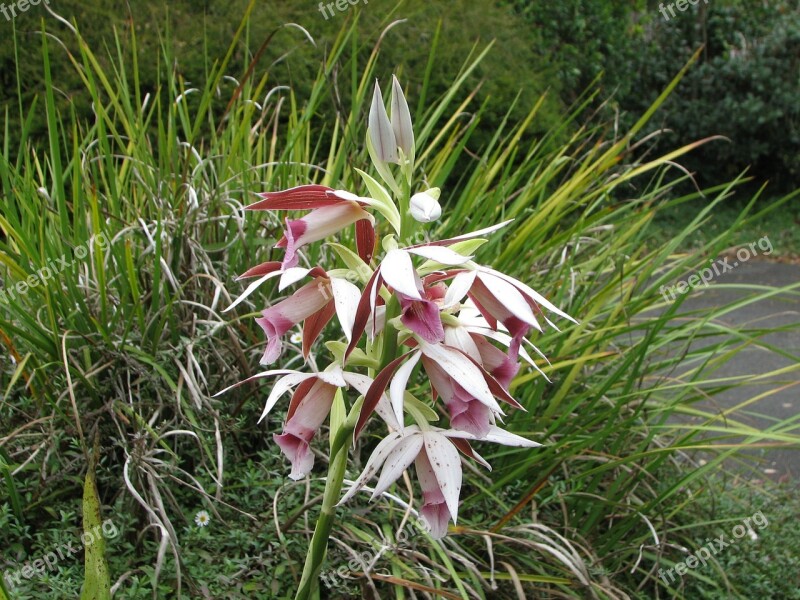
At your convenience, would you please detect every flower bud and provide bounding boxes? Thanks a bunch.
[391,75,414,159]
[368,80,398,164]
[409,189,442,223]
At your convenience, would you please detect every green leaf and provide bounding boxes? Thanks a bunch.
[80,446,111,600]
[329,389,346,453]
[325,341,379,369]
[326,243,372,284]
[355,168,402,235]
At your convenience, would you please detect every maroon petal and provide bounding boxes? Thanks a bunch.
[460,350,524,410]
[278,217,307,269]
[274,379,337,480]
[255,281,332,365]
[237,261,282,280]
[273,432,314,480]
[302,298,336,359]
[356,219,376,264]
[423,270,468,287]
[449,437,491,470]
[472,334,520,389]
[286,377,319,422]
[468,292,498,330]
[446,393,492,438]
[246,184,338,211]
[355,351,415,440]
[415,450,452,539]
[345,269,383,360]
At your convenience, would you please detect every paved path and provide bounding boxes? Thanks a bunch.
[669,260,800,479]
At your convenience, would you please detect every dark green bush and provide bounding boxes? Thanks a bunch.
[506,0,646,106]
[624,0,800,190]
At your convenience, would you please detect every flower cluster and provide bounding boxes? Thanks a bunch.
[219,76,575,539]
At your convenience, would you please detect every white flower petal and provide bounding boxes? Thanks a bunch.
[316,366,347,388]
[477,272,540,330]
[371,433,424,498]
[338,431,403,506]
[381,249,422,299]
[213,369,298,397]
[423,431,462,524]
[330,278,362,343]
[330,189,360,202]
[366,304,386,341]
[278,267,313,292]
[443,271,477,308]
[465,326,549,378]
[444,424,542,447]
[419,341,502,414]
[445,326,481,363]
[407,246,472,266]
[224,270,282,313]
[343,372,401,431]
[479,266,577,323]
[259,372,317,423]
[390,350,421,426]
[441,220,514,243]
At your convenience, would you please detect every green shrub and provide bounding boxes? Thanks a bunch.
[624,0,800,190]
[506,0,646,105]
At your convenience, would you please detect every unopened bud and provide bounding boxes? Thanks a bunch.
[409,189,442,223]
[368,80,398,164]
[391,75,414,158]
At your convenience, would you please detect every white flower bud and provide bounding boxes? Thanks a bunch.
[409,189,442,223]
[391,75,414,158]
[368,80,398,164]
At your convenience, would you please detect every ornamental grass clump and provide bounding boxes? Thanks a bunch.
[217,75,576,599]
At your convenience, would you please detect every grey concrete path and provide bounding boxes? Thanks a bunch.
[668,260,800,479]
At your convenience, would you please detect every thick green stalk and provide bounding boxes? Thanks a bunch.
[294,422,353,600]
[294,169,415,599]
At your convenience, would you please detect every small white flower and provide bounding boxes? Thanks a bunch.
[194,510,211,527]
[289,331,303,344]
[409,189,442,223]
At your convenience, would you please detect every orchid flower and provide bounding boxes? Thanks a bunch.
[245,185,375,270]
[338,425,540,538]
[215,76,577,599]
[214,366,399,480]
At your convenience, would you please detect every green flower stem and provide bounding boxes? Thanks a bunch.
[294,409,357,600]
[379,294,401,369]
[398,169,414,245]
[294,169,417,600]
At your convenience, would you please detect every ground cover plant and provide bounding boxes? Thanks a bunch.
[1,2,798,598]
